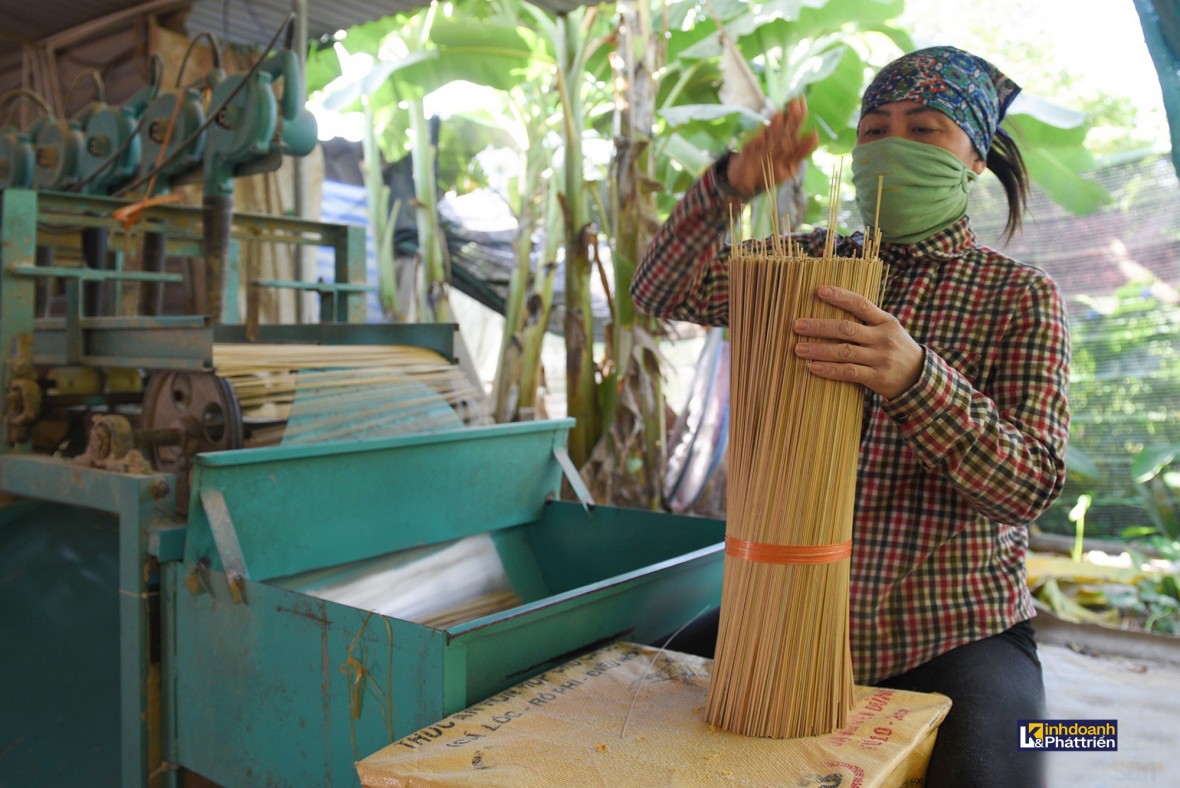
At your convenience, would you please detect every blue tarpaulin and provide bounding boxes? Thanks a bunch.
[1134,0,1180,181]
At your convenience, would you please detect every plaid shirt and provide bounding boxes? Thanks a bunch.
[633,159,1071,683]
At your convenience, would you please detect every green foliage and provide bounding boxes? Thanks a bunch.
[657,104,766,139]
[1068,494,1092,562]
[436,115,515,192]
[313,0,1111,239]
[1006,109,1112,215]
[312,12,540,162]
[1050,281,1180,540]
[1092,573,1180,635]
[305,42,341,96]
[306,0,1134,493]
[654,0,913,221]
[803,44,865,155]
[1134,576,1180,634]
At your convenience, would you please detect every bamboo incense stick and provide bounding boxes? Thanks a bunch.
[212,343,490,446]
[705,170,883,739]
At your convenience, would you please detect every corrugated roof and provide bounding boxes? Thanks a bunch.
[188,0,590,45]
[0,0,589,104]
[0,0,160,45]
[186,1,422,46]
[0,0,589,49]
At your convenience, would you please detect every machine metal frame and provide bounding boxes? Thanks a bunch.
[0,188,368,382]
[0,189,725,787]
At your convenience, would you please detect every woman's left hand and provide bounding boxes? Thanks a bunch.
[793,286,925,400]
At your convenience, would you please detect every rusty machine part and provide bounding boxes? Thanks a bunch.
[5,378,43,446]
[87,413,133,459]
[73,414,151,473]
[141,370,243,478]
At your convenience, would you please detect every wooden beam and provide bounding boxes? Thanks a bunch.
[43,0,190,51]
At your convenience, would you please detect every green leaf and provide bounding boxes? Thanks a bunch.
[1006,112,1089,149]
[321,58,402,110]
[665,23,717,62]
[323,18,538,112]
[735,18,795,57]
[804,162,831,202]
[1132,444,1180,484]
[861,22,914,53]
[659,132,716,178]
[1065,443,1101,480]
[658,104,768,141]
[793,0,905,42]
[667,0,698,30]
[711,0,758,22]
[392,20,538,96]
[1009,93,1086,132]
[339,14,415,54]
[306,43,342,96]
[787,42,845,94]
[801,44,863,145]
[1019,145,1112,215]
[677,31,723,61]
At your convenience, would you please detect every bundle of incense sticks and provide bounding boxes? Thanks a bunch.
[705,166,884,738]
[213,343,489,445]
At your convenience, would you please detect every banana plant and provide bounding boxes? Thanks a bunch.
[309,3,538,321]
[476,2,617,463]
[484,74,564,422]
[653,0,1108,226]
[654,0,914,232]
[580,0,666,508]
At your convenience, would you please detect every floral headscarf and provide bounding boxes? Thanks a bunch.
[860,46,1021,158]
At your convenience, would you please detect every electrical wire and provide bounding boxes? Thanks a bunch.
[63,70,106,118]
[0,89,54,127]
[113,12,295,198]
[66,55,165,195]
[177,31,223,88]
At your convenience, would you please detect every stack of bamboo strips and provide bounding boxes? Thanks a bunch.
[413,590,525,629]
[212,344,489,446]
[705,184,883,739]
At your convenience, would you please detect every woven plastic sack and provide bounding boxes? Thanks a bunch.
[358,643,950,787]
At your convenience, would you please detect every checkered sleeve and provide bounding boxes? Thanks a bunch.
[882,272,1071,523]
[630,157,740,327]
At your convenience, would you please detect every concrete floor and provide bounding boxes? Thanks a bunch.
[1041,642,1180,787]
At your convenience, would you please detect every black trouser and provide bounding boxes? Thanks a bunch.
[660,612,1045,787]
[874,619,1045,788]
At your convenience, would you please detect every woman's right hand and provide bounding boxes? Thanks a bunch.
[726,97,819,200]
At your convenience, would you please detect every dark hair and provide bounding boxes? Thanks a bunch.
[986,132,1029,241]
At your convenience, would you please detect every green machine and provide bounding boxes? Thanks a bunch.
[0,187,725,786]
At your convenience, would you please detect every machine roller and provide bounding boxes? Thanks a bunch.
[65,343,487,505]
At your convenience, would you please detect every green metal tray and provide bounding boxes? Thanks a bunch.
[168,420,725,786]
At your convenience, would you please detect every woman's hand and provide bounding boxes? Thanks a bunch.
[726,98,819,200]
[793,286,925,400]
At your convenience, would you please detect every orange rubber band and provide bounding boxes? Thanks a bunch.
[725,536,852,565]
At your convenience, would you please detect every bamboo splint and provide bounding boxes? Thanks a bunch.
[212,343,489,446]
[705,168,884,738]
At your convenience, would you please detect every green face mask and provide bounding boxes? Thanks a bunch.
[851,137,978,245]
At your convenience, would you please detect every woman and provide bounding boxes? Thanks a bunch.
[632,47,1070,787]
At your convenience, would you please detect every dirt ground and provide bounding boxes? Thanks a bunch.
[1041,642,1180,787]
